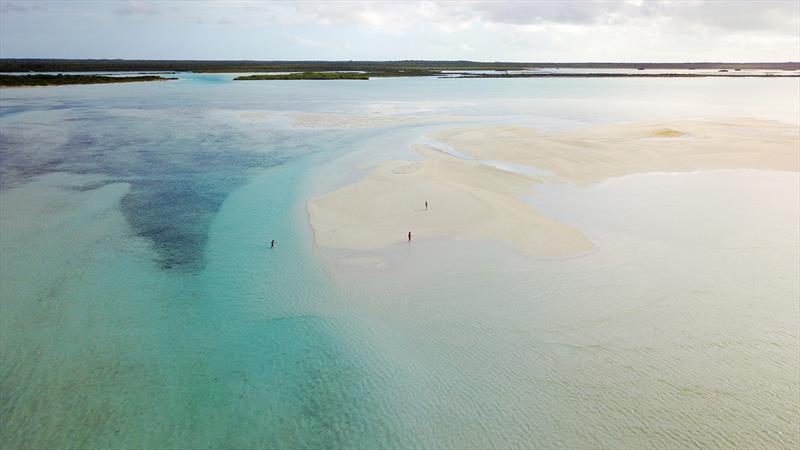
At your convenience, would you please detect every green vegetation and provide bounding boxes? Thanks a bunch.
[234,69,445,80]
[1,61,796,84]
[235,72,369,80]
[0,74,177,87]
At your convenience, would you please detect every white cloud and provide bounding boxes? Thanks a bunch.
[1,0,797,61]
[114,1,160,16]
[248,0,798,35]
[293,36,322,48]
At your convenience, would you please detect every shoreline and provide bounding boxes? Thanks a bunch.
[307,119,800,258]
[0,74,177,88]
[307,143,594,258]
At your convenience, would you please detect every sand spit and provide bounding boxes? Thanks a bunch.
[308,145,593,257]
[432,119,799,183]
[308,119,799,256]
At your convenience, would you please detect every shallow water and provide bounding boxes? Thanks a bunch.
[1,75,798,448]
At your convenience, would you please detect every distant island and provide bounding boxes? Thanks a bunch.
[236,72,369,80]
[234,69,452,80]
[1,61,797,84]
[0,74,177,87]
[1,59,798,74]
[235,69,799,81]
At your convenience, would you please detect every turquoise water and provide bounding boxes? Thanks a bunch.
[1,74,798,448]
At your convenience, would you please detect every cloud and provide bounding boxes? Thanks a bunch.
[114,1,160,16]
[120,1,796,43]
[294,36,322,48]
[470,1,632,26]
[1,0,797,61]
[255,0,799,37]
[0,2,46,14]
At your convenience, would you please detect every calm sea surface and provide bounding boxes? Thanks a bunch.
[1,74,798,448]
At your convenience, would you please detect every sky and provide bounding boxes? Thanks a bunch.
[1,0,798,62]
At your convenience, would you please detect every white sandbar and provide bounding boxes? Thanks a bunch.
[308,119,799,257]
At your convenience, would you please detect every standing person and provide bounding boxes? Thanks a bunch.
[408,231,412,242]
[425,201,428,211]
[270,239,275,249]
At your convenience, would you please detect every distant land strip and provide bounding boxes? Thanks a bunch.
[235,72,369,80]
[450,73,800,78]
[1,59,798,73]
[233,71,799,81]
[0,74,178,87]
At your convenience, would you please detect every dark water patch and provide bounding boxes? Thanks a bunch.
[111,137,322,270]
[0,124,72,189]
[120,179,230,271]
[101,147,287,270]
[0,110,81,188]
[46,100,88,112]
[1,104,353,270]
[0,104,31,118]
[0,133,69,189]
[0,98,88,117]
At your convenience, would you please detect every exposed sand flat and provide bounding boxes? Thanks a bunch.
[308,119,799,257]
[432,119,800,183]
[308,145,593,257]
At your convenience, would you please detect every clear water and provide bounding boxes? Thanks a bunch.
[1,75,798,448]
